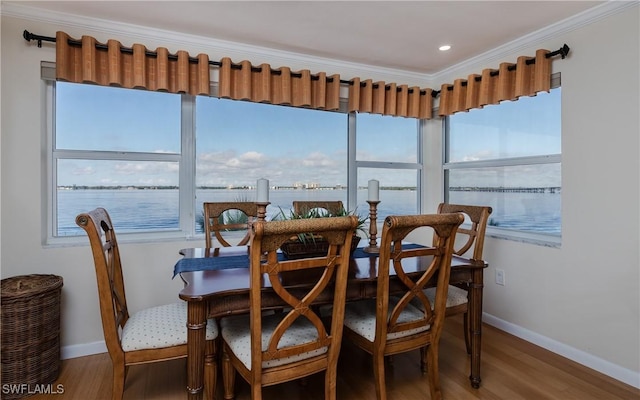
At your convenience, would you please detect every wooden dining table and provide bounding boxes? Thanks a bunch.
[177,244,487,399]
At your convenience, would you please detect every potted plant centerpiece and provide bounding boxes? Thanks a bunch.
[274,206,368,259]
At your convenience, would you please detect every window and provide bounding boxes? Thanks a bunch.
[354,113,421,222]
[444,87,561,242]
[51,82,183,239]
[194,99,421,231]
[195,97,348,232]
[47,67,422,244]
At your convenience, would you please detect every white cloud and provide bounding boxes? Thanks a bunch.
[71,166,96,176]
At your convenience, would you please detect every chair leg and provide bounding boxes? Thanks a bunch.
[205,339,217,400]
[111,362,126,400]
[372,352,387,400]
[420,347,427,373]
[222,345,236,400]
[324,363,338,400]
[250,381,262,400]
[425,344,443,400]
[463,311,471,355]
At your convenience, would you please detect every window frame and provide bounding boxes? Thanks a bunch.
[43,63,196,245]
[442,74,562,247]
[349,112,423,219]
[43,62,423,246]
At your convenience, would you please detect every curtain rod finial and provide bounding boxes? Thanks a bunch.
[23,30,42,47]
[560,44,570,59]
[23,30,53,47]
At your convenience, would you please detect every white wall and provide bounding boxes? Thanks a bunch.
[425,3,639,386]
[0,14,199,355]
[2,2,638,387]
[0,5,426,354]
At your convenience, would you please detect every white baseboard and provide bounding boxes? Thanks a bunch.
[61,340,107,360]
[483,313,640,389]
[61,316,640,390]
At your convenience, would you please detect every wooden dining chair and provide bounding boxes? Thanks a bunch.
[220,215,359,400]
[421,203,492,357]
[76,208,218,400]
[342,213,463,400]
[203,201,259,248]
[292,200,345,216]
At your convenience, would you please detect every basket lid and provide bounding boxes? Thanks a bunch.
[1,274,63,299]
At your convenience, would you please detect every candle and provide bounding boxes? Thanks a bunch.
[367,179,379,202]
[256,178,269,202]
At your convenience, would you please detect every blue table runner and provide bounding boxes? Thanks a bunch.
[173,244,423,278]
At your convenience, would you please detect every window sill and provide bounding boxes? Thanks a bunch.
[486,227,561,248]
[43,231,203,248]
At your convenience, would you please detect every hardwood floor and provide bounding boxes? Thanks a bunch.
[28,315,638,400]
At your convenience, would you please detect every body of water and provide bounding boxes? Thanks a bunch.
[58,188,560,236]
[450,191,561,235]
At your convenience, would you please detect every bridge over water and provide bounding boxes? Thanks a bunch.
[450,186,561,194]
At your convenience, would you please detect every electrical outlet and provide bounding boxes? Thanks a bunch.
[495,269,505,286]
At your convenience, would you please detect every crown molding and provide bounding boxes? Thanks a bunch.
[1,2,429,86]
[2,1,635,86]
[431,0,638,82]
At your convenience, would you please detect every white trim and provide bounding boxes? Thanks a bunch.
[179,95,197,236]
[1,2,426,85]
[486,227,561,248]
[444,154,562,170]
[356,160,422,170]
[432,1,637,81]
[60,340,107,360]
[54,150,181,162]
[483,313,640,389]
[3,1,634,85]
[65,313,640,389]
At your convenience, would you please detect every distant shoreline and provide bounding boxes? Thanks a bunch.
[57,186,559,193]
[57,186,417,191]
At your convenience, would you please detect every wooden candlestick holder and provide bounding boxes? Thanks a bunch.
[256,202,270,222]
[363,200,380,253]
[255,202,270,260]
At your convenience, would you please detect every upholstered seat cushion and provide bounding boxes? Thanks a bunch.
[221,313,327,369]
[121,302,218,351]
[343,298,429,342]
[419,285,468,309]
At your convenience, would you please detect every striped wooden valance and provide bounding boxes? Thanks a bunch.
[438,49,552,116]
[47,31,564,120]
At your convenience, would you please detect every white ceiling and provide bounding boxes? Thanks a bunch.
[8,1,606,74]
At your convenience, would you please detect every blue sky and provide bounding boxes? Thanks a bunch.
[448,89,561,187]
[55,82,560,188]
[449,89,561,162]
[56,82,420,187]
[56,83,181,153]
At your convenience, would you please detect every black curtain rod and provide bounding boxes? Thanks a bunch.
[23,30,437,97]
[23,30,569,98]
[443,44,570,91]
[23,29,438,97]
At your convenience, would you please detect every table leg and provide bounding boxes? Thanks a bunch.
[468,268,484,388]
[187,300,207,399]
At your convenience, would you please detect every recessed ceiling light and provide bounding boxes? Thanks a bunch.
[439,45,451,51]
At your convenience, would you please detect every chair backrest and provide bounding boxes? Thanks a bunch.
[76,207,128,357]
[248,215,358,375]
[203,202,259,247]
[376,213,463,344]
[435,203,492,261]
[292,200,345,217]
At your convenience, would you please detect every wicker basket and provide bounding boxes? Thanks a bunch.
[1,274,63,399]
